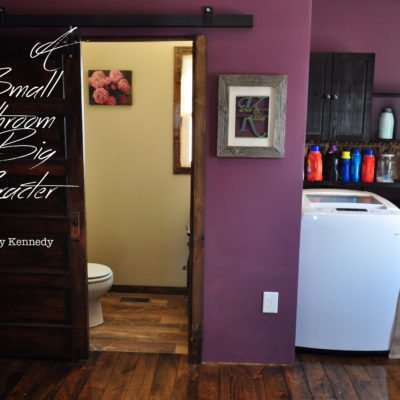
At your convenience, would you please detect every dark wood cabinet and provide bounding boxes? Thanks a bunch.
[306,52,375,142]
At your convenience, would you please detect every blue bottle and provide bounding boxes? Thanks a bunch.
[350,148,362,182]
[340,151,351,181]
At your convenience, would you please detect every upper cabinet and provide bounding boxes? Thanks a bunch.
[306,52,375,141]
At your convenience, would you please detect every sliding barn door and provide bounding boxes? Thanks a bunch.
[0,33,88,359]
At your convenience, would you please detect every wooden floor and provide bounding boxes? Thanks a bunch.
[90,292,188,354]
[1,351,400,399]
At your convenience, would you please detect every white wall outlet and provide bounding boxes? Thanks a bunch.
[262,291,279,313]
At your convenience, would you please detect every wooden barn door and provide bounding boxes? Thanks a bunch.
[0,32,88,359]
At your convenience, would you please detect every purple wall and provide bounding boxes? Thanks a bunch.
[201,4,311,363]
[311,0,400,93]
[311,0,400,140]
[2,0,312,364]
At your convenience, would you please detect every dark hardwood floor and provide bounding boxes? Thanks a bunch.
[1,351,400,399]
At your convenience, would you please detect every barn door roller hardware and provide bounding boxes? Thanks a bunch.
[0,6,253,28]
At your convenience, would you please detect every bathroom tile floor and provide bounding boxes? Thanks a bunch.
[89,292,188,354]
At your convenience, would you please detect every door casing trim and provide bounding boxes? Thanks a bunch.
[80,35,206,363]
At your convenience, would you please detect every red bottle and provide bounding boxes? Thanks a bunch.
[306,145,323,181]
[361,149,375,182]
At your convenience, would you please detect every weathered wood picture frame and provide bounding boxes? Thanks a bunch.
[217,74,287,158]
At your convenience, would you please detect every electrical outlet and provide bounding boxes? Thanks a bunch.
[262,291,279,313]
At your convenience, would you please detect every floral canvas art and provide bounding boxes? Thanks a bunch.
[88,70,132,105]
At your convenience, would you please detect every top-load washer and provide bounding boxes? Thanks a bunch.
[296,188,400,351]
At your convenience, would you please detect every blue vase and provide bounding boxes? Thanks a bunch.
[378,108,394,140]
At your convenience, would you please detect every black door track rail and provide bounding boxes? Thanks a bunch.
[0,6,253,29]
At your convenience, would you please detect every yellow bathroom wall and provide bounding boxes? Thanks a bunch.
[81,41,192,287]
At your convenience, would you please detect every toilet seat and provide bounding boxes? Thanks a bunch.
[87,262,114,327]
[88,263,113,284]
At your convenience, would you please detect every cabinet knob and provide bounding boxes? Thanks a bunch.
[333,94,338,100]
[325,94,331,99]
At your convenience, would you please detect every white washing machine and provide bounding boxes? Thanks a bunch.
[296,188,400,351]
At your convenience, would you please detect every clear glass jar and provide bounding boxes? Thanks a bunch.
[376,153,396,183]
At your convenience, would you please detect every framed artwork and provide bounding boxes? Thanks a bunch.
[217,75,287,157]
[88,69,132,105]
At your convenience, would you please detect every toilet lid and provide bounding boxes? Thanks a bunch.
[88,263,112,280]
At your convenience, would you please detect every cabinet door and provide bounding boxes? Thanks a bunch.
[330,53,375,141]
[306,53,332,140]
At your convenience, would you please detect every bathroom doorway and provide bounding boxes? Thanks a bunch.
[80,37,205,361]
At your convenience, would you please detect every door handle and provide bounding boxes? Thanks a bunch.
[70,212,80,240]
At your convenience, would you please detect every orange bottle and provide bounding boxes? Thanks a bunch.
[361,149,375,182]
[306,145,323,181]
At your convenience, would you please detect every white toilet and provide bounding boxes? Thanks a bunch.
[88,262,114,328]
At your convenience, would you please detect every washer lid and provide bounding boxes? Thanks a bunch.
[88,263,112,279]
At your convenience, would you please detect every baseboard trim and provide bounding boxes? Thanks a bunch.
[111,285,187,295]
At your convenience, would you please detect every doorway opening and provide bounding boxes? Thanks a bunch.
[80,37,206,362]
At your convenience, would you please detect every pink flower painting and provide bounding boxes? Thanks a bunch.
[88,70,132,106]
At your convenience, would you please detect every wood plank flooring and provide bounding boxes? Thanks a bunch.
[1,351,400,399]
[89,292,188,354]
